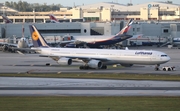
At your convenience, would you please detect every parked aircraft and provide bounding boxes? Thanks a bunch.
[28,25,170,70]
[59,19,134,48]
[0,38,32,52]
[0,25,32,52]
[1,15,12,23]
[49,14,136,48]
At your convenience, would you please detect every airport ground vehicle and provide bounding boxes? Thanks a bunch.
[161,66,176,71]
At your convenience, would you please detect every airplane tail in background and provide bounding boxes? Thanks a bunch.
[29,25,49,47]
[49,14,59,23]
[116,19,134,35]
[2,15,12,23]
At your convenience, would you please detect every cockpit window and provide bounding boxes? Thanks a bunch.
[161,55,167,57]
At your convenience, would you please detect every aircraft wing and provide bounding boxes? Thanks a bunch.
[60,40,85,44]
[59,40,75,44]
[59,40,87,47]
[0,42,18,47]
[45,40,77,46]
[39,54,109,62]
[11,47,34,51]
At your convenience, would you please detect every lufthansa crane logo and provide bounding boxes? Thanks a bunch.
[32,31,39,41]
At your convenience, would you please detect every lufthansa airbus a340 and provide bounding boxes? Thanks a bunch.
[29,25,170,70]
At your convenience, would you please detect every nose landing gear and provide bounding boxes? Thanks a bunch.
[154,64,160,71]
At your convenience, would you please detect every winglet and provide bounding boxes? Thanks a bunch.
[116,19,134,35]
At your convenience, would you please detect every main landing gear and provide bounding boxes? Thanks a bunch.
[79,65,107,70]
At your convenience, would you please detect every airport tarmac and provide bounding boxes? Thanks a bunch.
[0,46,180,96]
[0,46,180,74]
[0,77,180,96]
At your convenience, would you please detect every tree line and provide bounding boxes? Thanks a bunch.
[5,1,65,12]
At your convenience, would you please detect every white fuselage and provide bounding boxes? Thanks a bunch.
[36,48,170,65]
[73,35,113,43]
[17,38,29,48]
[63,34,142,44]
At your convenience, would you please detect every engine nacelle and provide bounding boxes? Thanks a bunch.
[2,45,9,52]
[57,57,72,65]
[120,64,133,67]
[87,60,103,69]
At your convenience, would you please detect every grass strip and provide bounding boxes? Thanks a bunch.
[0,96,180,111]
[0,73,180,81]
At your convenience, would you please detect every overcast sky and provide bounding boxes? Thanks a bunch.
[1,0,180,7]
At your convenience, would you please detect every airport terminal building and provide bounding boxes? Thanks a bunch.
[0,20,179,41]
[0,1,180,47]
[0,1,180,23]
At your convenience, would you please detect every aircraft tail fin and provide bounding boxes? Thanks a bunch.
[116,19,134,35]
[2,15,12,23]
[29,25,49,47]
[49,14,59,23]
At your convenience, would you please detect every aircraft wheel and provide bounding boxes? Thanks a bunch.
[84,66,89,70]
[79,66,84,70]
[168,68,171,71]
[46,63,50,66]
[154,67,159,71]
[163,68,166,71]
[155,64,160,71]
[101,65,107,69]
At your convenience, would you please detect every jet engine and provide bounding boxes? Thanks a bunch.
[2,45,9,52]
[120,64,133,67]
[87,60,103,69]
[57,57,72,65]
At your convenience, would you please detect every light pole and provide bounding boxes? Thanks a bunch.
[111,5,114,21]
[33,8,35,23]
[179,6,180,20]
[158,6,160,21]
[2,6,7,16]
[2,5,8,38]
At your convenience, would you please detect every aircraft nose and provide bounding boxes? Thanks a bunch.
[167,56,171,61]
[164,56,171,62]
